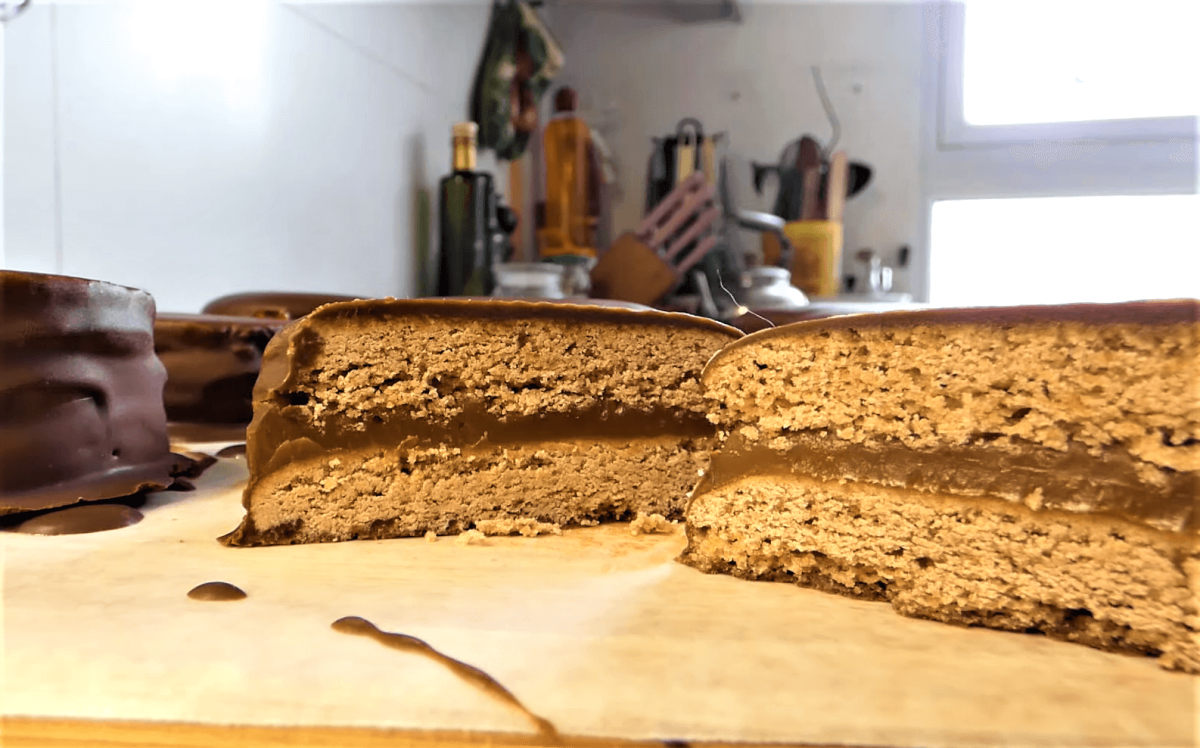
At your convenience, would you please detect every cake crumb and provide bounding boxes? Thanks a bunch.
[630,512,673,536]
[1023,488,1045,511]
[578,518,600,527]
[424,530,438,542]
[455,529,488,546]
[474,518,562,537]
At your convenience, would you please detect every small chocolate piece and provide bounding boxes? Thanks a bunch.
[202,292,362,321]
[331,616,557,738]
[154,314,288,424]
[171,451,218,479]
[11,504,144,535]
[169,423,250,443]
[187,581,248,601]
[216,444,247,458]
[0,270,175,516]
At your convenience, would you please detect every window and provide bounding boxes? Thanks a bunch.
[962,0,1199,127]
[919,1,1198,304]
[930,194,1200,307]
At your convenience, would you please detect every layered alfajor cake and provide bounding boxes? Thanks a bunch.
[681,300,1198,671]
[0,271,176,514]
[154,313,288,424]
[221,298,740,546]
[202,292,361,320]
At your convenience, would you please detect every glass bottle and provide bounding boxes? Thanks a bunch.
[437,122,495,297]
[539,87,599,260]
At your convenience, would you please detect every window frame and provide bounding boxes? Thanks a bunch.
[914,1,1199,303]
[938,2,1197,149]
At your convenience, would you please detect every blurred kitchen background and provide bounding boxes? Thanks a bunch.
[2,0,1197,320]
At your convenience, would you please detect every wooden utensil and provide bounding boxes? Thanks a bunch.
[796,136,822,221]
[799,167,821,221]
[590,172,720,306]
[825,150,849,223]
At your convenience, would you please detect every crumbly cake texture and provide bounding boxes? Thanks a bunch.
[682,300,1199,672]
[221,299,739,546]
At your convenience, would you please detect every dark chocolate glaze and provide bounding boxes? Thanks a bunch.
[8,504,144,535]
[201,292,363,321]
[293,296,741,334]
[699,431,1198,534]
[0,270,175,515]
[216,443,246,458]
[187,581,248,601]
[154,313,289,424]
[331,616,558,738]
[716,298,1199,358]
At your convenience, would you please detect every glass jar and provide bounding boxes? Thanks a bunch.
[738,267,809,310]
[491,263,567,300]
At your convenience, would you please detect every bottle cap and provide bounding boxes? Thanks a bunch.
[554,88,578,113]
[452,122,479,139]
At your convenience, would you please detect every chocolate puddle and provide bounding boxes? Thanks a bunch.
[331,616,558,740]
[216,444,246,458]
[187,582,247,601]
[10,504,144,535]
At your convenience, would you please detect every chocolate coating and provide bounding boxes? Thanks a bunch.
[187,581,248,601]
[718,299,1200,358]
[9,504,144,535]
[154,314,288,424]
[202,292,362,321]
[0,271,175,515]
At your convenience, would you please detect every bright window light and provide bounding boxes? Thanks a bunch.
[963,0,1200,125]
[930,195,1200,307]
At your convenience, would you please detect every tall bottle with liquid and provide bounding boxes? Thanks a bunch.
[436,122,495,297]
[539,87,599,261]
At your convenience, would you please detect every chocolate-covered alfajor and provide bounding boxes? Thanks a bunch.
[154,314,288,424]
[202,292,362,321]
[681,300,1199,672]
[221,298,740,546]
[0,270,175,514]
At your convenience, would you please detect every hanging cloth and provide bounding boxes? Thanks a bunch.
[470,0,564,161]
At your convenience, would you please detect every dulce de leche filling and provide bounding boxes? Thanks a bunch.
[248,401,715,476]
[698,430,1197,535]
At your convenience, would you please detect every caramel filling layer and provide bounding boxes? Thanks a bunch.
[698,431,1197,534]
[248,402,714,477]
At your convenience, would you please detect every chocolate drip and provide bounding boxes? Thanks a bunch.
[187,582,248,601]
[331,616,558,739]
[216,444,247,458]
[8,504,144,535]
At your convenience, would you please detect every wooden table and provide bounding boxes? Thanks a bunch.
[2,451,1194,747]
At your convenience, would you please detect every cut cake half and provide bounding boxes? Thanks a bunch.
[222,298,740,546]
[681,300,1199,672]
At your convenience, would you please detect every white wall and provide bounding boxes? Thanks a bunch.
[4,2,503,312]
[540,1,924,294]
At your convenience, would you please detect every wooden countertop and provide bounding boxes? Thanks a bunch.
[1,454,1193,748]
